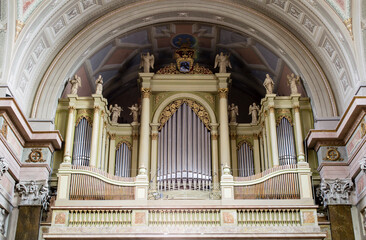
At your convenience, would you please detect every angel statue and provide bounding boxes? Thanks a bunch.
[128,103,140,123]
[69,75,81,95]
[140,52,154,73]
[249,103,260,124]
[109,104,123,123]
[263,74,274,95]
[287,73,300,95]
[214,52,232,73]
[95,75,103,95]
[228,103,239,123]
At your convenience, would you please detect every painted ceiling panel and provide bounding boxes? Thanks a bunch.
[235,47,264,65]
[219,29,248,44]
[251,70,268,83]
[120,30,150,45]
[89,43,113,72]
[255,43,278,71]
[97,70,119,84]
[104,48,134,65]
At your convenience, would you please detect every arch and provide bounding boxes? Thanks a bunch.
[152,93,217,126]
[22,0,345,120]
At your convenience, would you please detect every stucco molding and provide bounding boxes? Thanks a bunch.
[319,178,353,207]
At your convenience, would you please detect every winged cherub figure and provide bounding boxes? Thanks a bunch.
[69,75,81,95]
[249,103,260,124]
[214,52,232,73]
[140,52,155,73]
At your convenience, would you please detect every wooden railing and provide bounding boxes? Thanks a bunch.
[69,166,135,200]
[234,165,300,200]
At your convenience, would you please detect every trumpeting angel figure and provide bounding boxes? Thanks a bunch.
[69,75,81,95]
[287,73,300,95]
[228,103,239,123]
[214,52,232,73]
[95,75,103,95]
[140,52,154,73]
[128,103,140,123]
[249,103,260,124]
[109,104,123,123]
[263,74,274,95]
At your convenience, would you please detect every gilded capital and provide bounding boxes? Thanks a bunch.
[151,133,158,140]
[141,88,151,98]
[211,133,218,140]
[218,88,228,98]
[110,134,116,140]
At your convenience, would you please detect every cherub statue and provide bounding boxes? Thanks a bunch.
[128,103,140,123]
[287,73,300,95]
[140,52,154,73]
[249,103,260,124]
[69,75,81,95]
[228,103,239,123]
[263,74,274,94]
[95,75,103,95]
[109,104,123,123]
[214,52,232,73]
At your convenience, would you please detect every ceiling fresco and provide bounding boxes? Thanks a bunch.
[62,22,306,123]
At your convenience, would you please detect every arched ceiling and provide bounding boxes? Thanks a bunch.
[6,0,363,124]
[61,22,306,123]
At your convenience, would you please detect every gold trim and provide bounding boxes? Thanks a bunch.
[323,147,343,161]
[158,99,211,131]
[151,133,158,140]
[276,109,293,126]
[218,88,228,98]
[211,133,218,140]
[116,141,132,150]
[237,140,253,150]
[15,20,24,41]
[26,148,46,163]
[141,88,151,98]
[344,18,353,39]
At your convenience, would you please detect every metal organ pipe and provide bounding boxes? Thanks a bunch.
[276,118,296,165]
[115,143,131,177]
[72,118,92,166]
[237,142,254,177]
[157,103,212,191]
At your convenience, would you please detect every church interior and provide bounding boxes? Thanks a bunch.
[0,0,365,239]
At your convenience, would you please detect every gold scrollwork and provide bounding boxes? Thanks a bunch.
[237,140,253,150]
[276,109,293,126]
[141,88,151,98]
[116,141,132,150]
[1,120,8,139]
[323,147,343,161]
[158,99,211,131]
[26,149,46,163]
[218,88,228,98]
[76,109,93,126]
[151,133,158,140]
[360,119,366,138]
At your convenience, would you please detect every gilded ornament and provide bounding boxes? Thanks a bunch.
[218,88,228,98]
[237,140,253,150]
[276,109,293,126]
[156,63,212,74]
[211,133,218,140]
[15,20,25,41]
[323,147,343,161]
[141,88,151,98]
[158,99,211,131]
[151,133,158,140]
[26,149,46,163]
[116,141,132,150]
[360,119,366,138]
[344,18,353,39]
[1,121,7,139]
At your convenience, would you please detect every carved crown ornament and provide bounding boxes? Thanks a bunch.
[158,99,211,131]
[319,178,353,207]
[0,157,9,180]
[323,147,343,161]
[26,149,46,163]
[15,180,50,209]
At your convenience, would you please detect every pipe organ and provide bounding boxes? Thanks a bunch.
[157,103,212,191]
[115,142,132,177]
[237,141,254,177]
[72,118,92,166]
[277,117,296,165]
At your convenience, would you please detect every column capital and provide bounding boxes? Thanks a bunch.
[0,157,8,180]
[218,88,228,98]
[141,88,151,98]
[319,178,353,207]
[15,180,50,209]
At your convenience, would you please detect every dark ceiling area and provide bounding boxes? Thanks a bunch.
[62,22,307,123]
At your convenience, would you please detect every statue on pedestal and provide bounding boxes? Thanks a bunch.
[140,52,155,73]
[287,73,300,95]
[109,104,123,123]
[95,75,103,95]
[249,103,260,124]
[128,103,140,123]
[263,74,274,94]
[214,52,232,73]
[228,103,239,123]
[69,75,81,95]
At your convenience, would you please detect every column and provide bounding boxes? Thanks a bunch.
[264,114,272,168]
[63,104,76,164]
[15,180,49,240]
[96,111,105,169]
[320,178,355,239]
[218,88,231,168]
[108,134,116,174]
[259,135,265,171]
[253,134,261,174]
[210,123,219,189]
[268,98,279,166]
[130,123,139,177]
[104,135,110,172]
[100,122,107,170]
[150,123,160,189]
[138,87,151,173]
[292,95,305,162]
[89,105,101,167]
[229,123,238,177]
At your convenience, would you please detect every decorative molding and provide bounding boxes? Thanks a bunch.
[116,140,132,150]
[360,157,366,172]
[15,20,24,41]
[158,99,211,131]
[0,208,6,235]
[15,180,50,209]
[276,109,293,126]
[0,157,8,180]
[141,88,151,98]
[26,148,46,163]
[319,178,353,206]
[218,88,228,98]
[323,147,343,161]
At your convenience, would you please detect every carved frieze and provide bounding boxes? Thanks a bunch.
[0,157,8,179]
[319,178,353,206]
[15,180,50,209]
